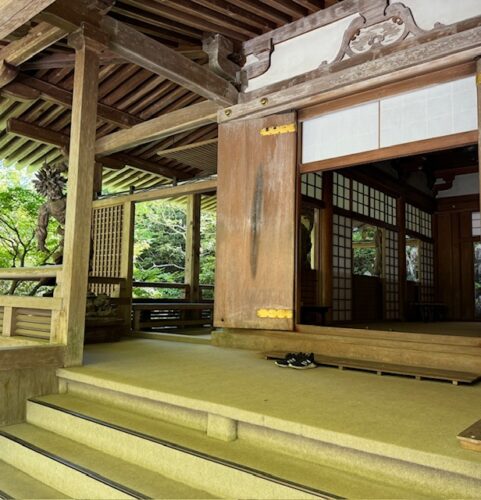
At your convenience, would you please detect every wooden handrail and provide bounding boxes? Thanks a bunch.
[133,282,189,289]
[0,295,62,310]
[88,276,127,285]
[0,265,62,281]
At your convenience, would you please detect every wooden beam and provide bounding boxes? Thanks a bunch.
[5,119,187,180]
[0,0,56,40]
[224,22,481,122]
[300,132,479,173]
[22,46,205,70]
[0,22,66,68]
[50,29,101,366]
[6,118,69,149]
[41,1,238,106]
[100,17,238,107]
[3,74,141,128]
[103,153,194,180]
[185,194,201,302]
[92,175,217,208]
[0,62,18,88]
[95,100,219,156]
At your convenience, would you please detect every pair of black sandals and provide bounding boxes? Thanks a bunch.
[275,352,317,369]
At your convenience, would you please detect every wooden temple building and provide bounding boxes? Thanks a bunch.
[1,0,481,497]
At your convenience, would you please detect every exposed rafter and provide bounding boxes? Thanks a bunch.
[5,117,189,180]
[2,74,141,129]
[40,0,238,106]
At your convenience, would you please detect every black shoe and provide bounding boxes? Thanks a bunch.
[275,352,298,367]
[289,352,317,370]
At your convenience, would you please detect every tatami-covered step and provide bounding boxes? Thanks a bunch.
[26,393,442,499]
[0,460,68,500]
[0,423,213,500]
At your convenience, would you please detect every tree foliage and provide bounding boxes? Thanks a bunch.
[0,164,60,294]
[133,200,216,299]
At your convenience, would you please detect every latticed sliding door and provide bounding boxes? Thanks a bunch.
[419,241,435,303]
[332,214,352,322]
[384,229,400,319]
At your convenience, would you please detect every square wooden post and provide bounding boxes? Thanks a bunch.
[185,194,201,302]
[119,201,135,331]
[477,59,481,223]
[51,27,103,366]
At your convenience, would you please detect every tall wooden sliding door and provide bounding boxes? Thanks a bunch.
[215,113,297,331]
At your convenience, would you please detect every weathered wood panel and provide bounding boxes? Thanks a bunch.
[435,196,478,320]
[215,113,297,330]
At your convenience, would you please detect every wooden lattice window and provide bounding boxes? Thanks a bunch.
[419,241,435,303]
[406,204,432,238]
[91,204,124,295]
[333,214,352,321]
[351,180,397,225]
[473,212,480,237]
[352,180,369,216]
[384,230,400,319]
[333,173,350,210]
[301,173,323,201]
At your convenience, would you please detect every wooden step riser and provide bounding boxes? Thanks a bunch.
[63,378,207,433]
[237,421,481,499]
[56,374,481,498]
[0,434,134,500]
[213,330,481,373]
[26,401,318,500]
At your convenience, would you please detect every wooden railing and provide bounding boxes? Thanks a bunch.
[132,281,214,301]
[0,266,63,342]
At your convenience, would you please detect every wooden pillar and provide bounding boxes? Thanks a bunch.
[119,201,135,330]
[185,194,201,302]
[397,195,407,319]
[93,162,103,199]
[477,59,481,222]
[51,27,102,366]
[321,171,333,320]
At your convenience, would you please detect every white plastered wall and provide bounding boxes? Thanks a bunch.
[245,0,481,92]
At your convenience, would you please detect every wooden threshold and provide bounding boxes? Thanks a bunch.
[300,131,478,173]
[265,352,481,385]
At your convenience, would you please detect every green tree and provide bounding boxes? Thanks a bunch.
[0,164,60,294]
[133,200,216,299]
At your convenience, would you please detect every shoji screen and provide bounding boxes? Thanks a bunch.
[332,214,352,321]
[384,230,400,319]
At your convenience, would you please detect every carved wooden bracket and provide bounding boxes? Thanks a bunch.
[203,34,243,86]
[242,38,273,82]
[324,0,433,66]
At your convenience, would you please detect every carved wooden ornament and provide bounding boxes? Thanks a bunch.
[324,0,431,66]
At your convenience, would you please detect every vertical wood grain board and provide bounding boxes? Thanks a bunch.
[215,113,297,330]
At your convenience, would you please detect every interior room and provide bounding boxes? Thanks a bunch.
[298,145,481,337]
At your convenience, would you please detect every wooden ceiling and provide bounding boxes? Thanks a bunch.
[0,0,337,193]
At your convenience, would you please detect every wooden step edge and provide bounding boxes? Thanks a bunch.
[0,430,148,500]
[0,488,13,500]
[28,398,343,500]
[457,419,481,452]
